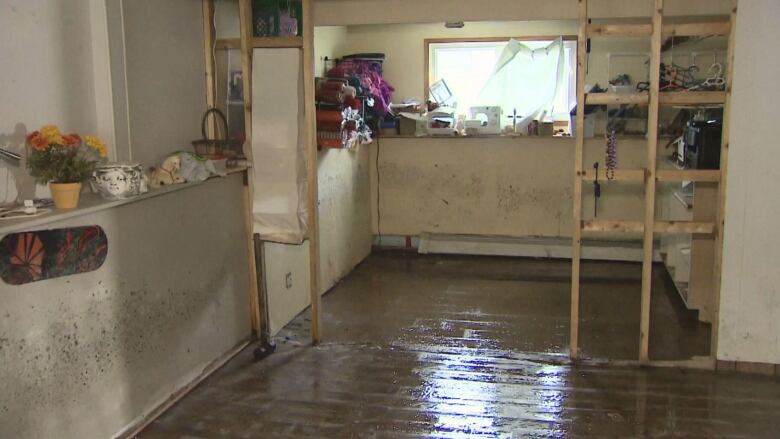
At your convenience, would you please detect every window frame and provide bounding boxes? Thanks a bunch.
[424,35,578,121]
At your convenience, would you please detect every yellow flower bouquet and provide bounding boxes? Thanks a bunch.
[26,125,108,208]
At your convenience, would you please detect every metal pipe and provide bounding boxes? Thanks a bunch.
[0,148,21,163]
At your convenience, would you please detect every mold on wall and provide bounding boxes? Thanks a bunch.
[0,175,251,438]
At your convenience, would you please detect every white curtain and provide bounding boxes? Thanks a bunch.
[476,38,565,130]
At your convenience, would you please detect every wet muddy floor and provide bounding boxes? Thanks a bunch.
[141,252,780,438]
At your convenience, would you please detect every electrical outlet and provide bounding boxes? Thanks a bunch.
[285,272,293,289]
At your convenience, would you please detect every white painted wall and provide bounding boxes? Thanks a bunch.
[120,0,208,167]
[718,0,780,364]
[0,0,113,204]
[0,175,251,439]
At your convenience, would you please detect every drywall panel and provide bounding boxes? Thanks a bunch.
[264,241,312,336]
[314,0,730,26]
[122,0,207,166]
[718,0,780,364]
[371,137,647,238]
[0,175,251,438]
[0,0,100,203]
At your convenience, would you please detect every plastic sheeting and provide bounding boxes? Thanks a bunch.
[250,49,309,244]
[476,38,565,130]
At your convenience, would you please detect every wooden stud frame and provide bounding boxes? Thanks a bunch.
[638,0,663,364]
[229,0,321,344]
[569,0,588,361]
[237,0,263,336]
[302,0,322,344]
[202,0,217,138]
[570,0,736,367]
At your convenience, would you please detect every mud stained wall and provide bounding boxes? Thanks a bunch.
[0,174,251,439]
[370,137,648,238]
[318,146,373,292]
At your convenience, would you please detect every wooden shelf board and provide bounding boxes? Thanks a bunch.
[588,23,652,37]
[665,21,730,37]
[580,168,646,182]
[583,220,644,233]
[585,92,648,105]
[585,91,725,106]
[582,220,715,234]
[656,169,721,182]
[215,38,241,50]
[659,91,726,106]
[587,20,730,38]
[252,36,303,48]
[655,221,715,234]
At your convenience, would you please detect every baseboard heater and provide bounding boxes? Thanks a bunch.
[374,233,662,263]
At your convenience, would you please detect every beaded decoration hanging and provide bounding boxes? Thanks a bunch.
[605,129,617,180]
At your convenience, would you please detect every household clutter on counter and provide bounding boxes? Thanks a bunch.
[315,54,393,149]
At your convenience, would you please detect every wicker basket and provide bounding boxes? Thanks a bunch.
[191,108,242,159]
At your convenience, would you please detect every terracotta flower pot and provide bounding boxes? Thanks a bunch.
[49,182,82,209]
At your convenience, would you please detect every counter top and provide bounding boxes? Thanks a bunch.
[0,167,247,236]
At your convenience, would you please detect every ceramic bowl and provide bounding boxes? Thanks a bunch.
[92,163,147,200]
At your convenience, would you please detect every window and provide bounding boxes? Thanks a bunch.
[428,38,577,123]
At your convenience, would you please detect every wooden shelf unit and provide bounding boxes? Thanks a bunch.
[580,169,721,182]
[584,91,726,106]
[252,36,304,48]
[587,20,730,38]
[570,0,736,364]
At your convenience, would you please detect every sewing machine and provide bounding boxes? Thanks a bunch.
[466,106,501,134]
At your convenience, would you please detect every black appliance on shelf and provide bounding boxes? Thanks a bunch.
[683,118,722,169]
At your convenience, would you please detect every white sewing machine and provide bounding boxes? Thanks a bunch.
[465,106,502,134]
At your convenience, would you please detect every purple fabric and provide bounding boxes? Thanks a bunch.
[328,59,394,115]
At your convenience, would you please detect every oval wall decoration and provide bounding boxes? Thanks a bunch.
[0,226,108,285]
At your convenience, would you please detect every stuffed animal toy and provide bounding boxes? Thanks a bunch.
[148,154,185,188]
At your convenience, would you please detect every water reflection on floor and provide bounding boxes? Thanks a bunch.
[142,252,780,438]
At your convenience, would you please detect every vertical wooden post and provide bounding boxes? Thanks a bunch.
[710,0,738,360]
[639,0,664,363]
[238,0,262,336]
[201,0,217,137]
[302,0,322,344]
[570,0,588,361]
